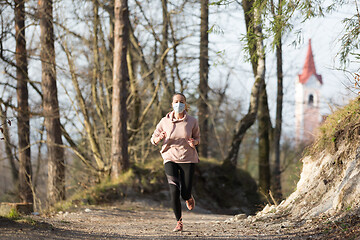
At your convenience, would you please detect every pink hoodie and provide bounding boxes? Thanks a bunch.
[151,111,200,164]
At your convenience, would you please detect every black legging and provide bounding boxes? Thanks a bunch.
[164,162,195,221]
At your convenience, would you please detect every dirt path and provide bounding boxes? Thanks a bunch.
[0,200,345,239]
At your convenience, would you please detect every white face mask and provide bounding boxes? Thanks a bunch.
[172,102,185,114]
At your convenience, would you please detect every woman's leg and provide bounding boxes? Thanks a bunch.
[178,163,195,201]
[164,162,182,221]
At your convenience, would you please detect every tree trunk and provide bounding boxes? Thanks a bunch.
[39,0,65,205]
[0,106,18,184]
[258,79,271,196]
[242,0,257,75]
[111,0,130,180]
[15,0,33,204]
[106,1,114,113]
[250,0,271,197]
[92,0,109,137]
[273,37,283,199]
[223,0,264,167]
[168,16,185,94]
[127,49,141,134]
[129,24,156,99]
[198,0,209,158]
[159,0,173,115]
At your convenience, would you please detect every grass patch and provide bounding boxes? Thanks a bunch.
[308,97,360,156]
[4,209,36,226]
[6,208,20,220]
[54,159,167,212]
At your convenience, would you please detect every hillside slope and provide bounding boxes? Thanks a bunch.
[263,97,360,219]
[277,141,360,219]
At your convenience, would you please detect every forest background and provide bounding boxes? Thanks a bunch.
[0,0,359,213]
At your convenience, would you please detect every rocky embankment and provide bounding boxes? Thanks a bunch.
[227,98,360,239]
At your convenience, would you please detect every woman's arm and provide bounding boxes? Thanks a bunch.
[192,120,200,145]
[151,120,166,145]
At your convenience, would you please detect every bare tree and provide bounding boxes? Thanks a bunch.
[223,0,264,167]
[0,105,18,184]
[258,79,271,196]
[111,0,130,179]
[270,0,284,200]
[39,0,65,205]
[159,0,173,115]
[15,0,33,204]
[127,45,141,134]
[61,41,105,173]
[198,0,209,158]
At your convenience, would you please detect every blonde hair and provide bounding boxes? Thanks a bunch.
[172,92,189,112]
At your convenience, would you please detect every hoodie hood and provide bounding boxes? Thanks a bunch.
[166,111,188,123]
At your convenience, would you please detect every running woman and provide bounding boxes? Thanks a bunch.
[151,93,200,232]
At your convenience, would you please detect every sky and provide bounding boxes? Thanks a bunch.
[208,2,359,138]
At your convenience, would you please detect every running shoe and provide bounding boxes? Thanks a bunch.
[186,195,195,211]
[173,218,183,232]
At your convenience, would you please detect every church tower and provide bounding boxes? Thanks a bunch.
[295,39,323,144]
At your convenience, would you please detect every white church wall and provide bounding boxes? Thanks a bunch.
[295,77,304,143]
[296,74,322,144]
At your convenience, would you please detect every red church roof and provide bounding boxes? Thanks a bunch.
[298,39,323,85]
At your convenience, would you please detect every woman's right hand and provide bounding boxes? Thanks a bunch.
[155,131,166,144]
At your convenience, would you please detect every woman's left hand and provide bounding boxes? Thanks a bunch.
[187,138,197,149]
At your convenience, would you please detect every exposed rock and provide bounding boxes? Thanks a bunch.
[275,142,360,220]
[234,213,247,220]
[252,142,360,222]
[224,213,247,223]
